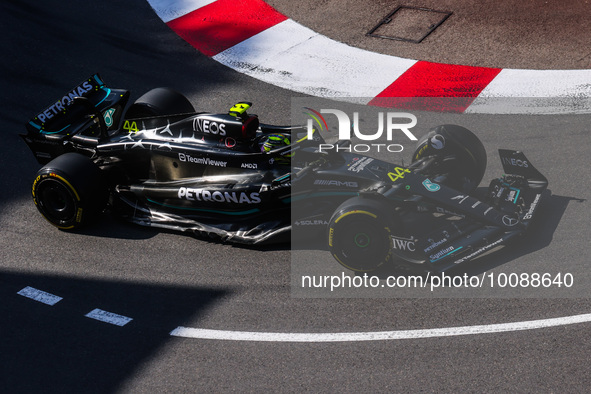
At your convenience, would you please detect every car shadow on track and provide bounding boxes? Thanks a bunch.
[345,189,584,280]
[378,190,583,280]
[0,270,229,393]
[446,191,586,277]
[62,214,161,241]
[64,211,293,251]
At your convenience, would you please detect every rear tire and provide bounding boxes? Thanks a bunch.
[32,153,106,230]
[412,124,487,193]
[328,197,396,272]
[125,87,195,118]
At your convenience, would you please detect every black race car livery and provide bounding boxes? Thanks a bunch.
[22,75,549,273]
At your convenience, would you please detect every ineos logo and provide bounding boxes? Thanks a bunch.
[502,157,529,168]
[193,118,227,136]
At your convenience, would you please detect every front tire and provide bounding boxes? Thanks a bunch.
[328,197,395,272]
[32,153,106,230]
[412,124,487,193]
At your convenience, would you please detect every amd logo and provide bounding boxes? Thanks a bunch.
[241,163,258,169]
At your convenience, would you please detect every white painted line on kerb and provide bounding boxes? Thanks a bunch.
[85,309,133,327]
[170,313,591,342]
[17,286,63,306]
[149,0,591,113]
[213,19,416,99]
[147,0,215,23]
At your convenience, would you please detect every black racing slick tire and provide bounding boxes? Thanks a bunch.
[32,153,106,230]
[125,87,195,118]
[328,197,395,272]
[412,124,487,193]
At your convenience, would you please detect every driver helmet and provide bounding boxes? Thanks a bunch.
[261,133,292,163]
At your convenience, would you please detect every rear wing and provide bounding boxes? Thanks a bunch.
[22,74,130,163]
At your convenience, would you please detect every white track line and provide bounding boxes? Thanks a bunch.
[85,309,133,327]
[170,313,591,342]
[17,286,62,306]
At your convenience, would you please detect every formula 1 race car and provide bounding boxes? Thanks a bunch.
[22,74,548,273]
[22,74,298,244]
[293,129,548,273]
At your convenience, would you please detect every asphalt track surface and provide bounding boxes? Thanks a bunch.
[2,0,591,392]
[268,0,591,70]
[152,0,591,112]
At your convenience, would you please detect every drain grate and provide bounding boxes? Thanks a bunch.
[367,6,452,44]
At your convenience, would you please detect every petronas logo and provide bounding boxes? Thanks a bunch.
[103,108,116,127]
[422,179,440,192]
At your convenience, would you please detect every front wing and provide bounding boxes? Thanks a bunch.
[392,149,549,273]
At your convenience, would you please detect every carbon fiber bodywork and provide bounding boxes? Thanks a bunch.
[22,75,549,272]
